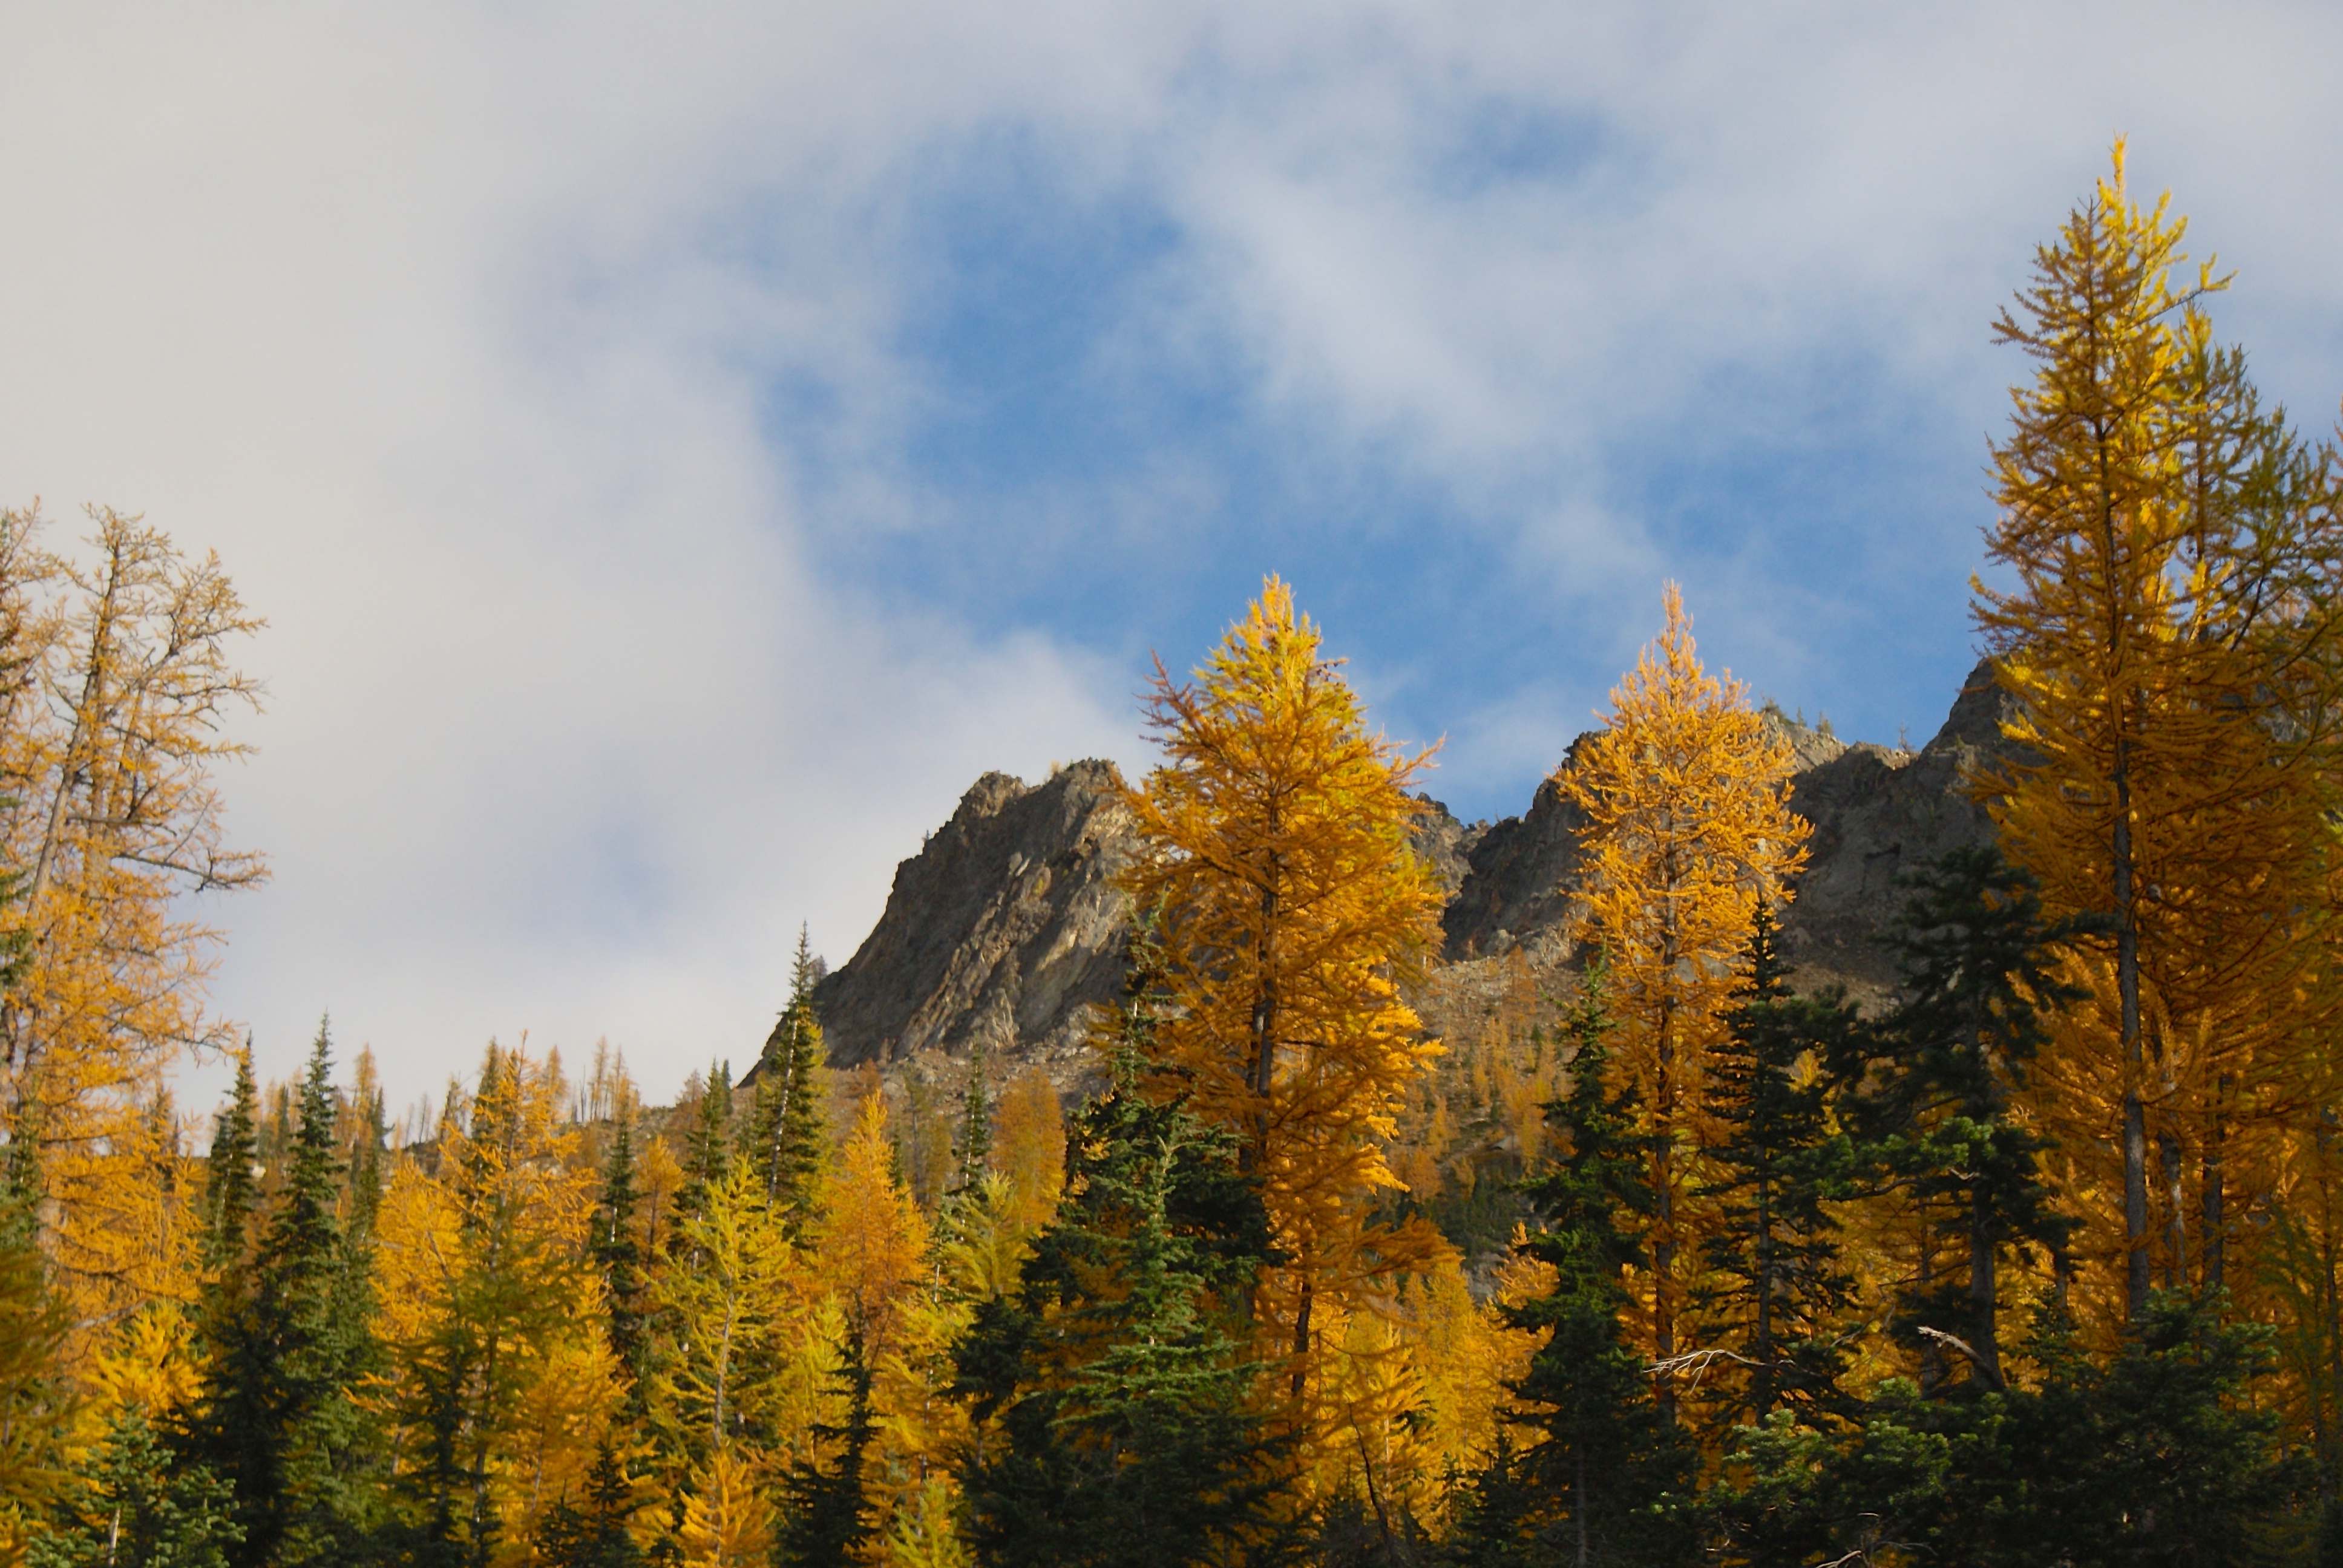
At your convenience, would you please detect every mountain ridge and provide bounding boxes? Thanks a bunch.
[793,658,2016,1087]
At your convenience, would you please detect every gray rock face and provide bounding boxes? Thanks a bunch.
[1772,658,2014,996]
[795,661,2017,1074]
[809,760,1136,1082]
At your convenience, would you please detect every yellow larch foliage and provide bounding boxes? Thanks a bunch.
[367,1044,617,1563]
[816,1091,932,1352]
[880,1475,972,1568]
[1974,143,2343,1320]
[0,507,263,1339]
[1557,582,1808,1385]
[652,1161,798,1463]
[869,1289,975,1547]
[990,1068,1065,1233]
[1119,575,1450,1466]
[677,1442,776,1568]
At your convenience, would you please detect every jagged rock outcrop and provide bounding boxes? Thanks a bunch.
[808,760,1136,1082]
[1771,658,2016,996]
[791,661,2018,1078]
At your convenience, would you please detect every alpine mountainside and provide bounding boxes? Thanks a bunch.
[803,658,2014,1082]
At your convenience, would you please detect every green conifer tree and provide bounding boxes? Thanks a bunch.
[203,1047,261,1278]
[28,1408,241,1568]
[748,929,830,1221]
[1850,846,2083,1387]
[195,1021,386,1568]
[1452,976,1697,1568]
[592,1106,649,1403]
[957,1036,992,1196]
[776,1328,877,1568]
[951,957,1280,1568]
[672,1060,733,1240]
[1693,906,1861,1427]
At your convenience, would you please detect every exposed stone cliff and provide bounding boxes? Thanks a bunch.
[794,661,2016,1080]
[808,759,1135,1082]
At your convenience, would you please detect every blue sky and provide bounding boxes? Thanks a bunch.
[3,1,2341,1108]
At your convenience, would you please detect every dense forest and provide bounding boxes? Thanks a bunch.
[6,148,2343,1567]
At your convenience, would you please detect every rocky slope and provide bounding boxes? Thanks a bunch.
[808,760,1136,1082]
[799,661,2016,1083]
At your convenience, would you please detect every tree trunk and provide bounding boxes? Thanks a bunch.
[1652,989,1676,1429]
[2201,1077,2226,1292]
[1970,1178,2001,1388]
[2113,750,2151,1321]
[2159,1133,2186,1291]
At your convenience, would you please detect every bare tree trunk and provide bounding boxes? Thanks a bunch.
[2113,744,2151,1321]
[1970,1178,2001,1387]
[2202,1077,2227,1292]
[2159,1133,2186,1291]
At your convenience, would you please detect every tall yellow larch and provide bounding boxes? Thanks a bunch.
[0,507,263,1334]
[369,1044,612,1558]
[1556,583,1808,1406]
[1119,575,1450,1466]
[1975,143,2343,1318]
[677,1443,776,1568]
[989,1068,1064,1233]
[652,1161,794,1464]
[816,1093,931,1354]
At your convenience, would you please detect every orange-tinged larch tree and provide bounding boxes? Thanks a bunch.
[1556,582,1808,1409]
[816,1092,932,1356]
[989,1068,1064,1233]
[370,1044,614,1560]
[1119,575,1450,1436]
[0,506,264,1329]
[1974,143,2343,1319]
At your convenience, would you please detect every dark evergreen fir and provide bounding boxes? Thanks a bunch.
[203,1047,261,1278]
[950,932,1282,1568]
[592,1105,650,1402]
[1691,903,1861,1427]
[192,1020,387,1568]
[776,1328,878,1568]
[1848,844,2083,1387]
[28,1408,242,1568]
[672,1059,732,1241]
[1714,1293,2307,1567]
[957,1033,992,1195]
[1449,975,1697,1568]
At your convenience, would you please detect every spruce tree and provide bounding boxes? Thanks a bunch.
[951,956,1281,1568]
[749,927,830,1228]
[1851,845,2082,1387]
[1452,976,1697,1568]
[196,1020,385,1568]
[203,1046,261,1278]
[672,1059,733,1240]
[28,1408,242,1568]
[776,1328,878,1568]
[957,1034,992,1195]
[1693,905,1861,1426]
[592,1106,649,1401]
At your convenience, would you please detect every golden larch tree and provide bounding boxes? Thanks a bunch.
[0,505,264,1329]
[1974,143,2343,1319]
[1119,575,1449,1447]
[1556,582,1808,1405]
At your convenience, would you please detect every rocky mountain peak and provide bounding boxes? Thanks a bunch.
[793,661,2019,1083]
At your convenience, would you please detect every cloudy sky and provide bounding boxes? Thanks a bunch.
[3,2,2339,1112]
